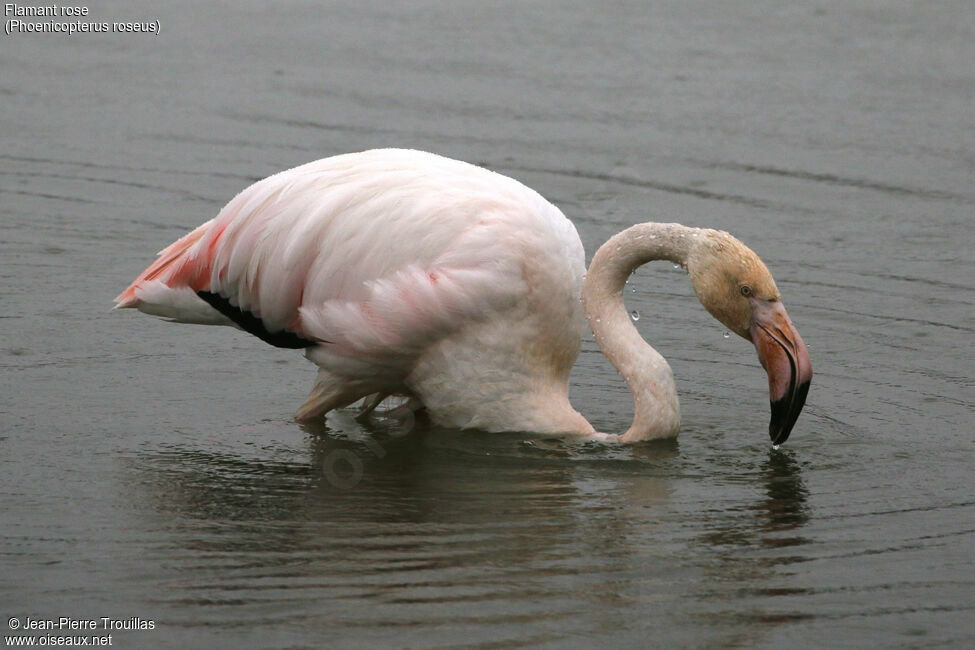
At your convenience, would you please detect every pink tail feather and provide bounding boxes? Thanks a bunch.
[114,221,213,308]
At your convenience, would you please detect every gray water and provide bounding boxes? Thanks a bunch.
[2,1,973,647]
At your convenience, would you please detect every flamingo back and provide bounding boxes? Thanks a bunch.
[116,150,586,407]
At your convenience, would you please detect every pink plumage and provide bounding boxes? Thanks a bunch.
[116,149,590,431]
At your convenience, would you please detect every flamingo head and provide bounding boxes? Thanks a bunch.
[686,230,812,445]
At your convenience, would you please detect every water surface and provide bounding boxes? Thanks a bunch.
[2,1,973,647]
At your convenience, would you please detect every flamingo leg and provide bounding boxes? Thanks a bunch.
[295,369,377,422]
[357,393,390,418]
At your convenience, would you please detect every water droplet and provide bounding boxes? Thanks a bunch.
[673,264,681,270]
[772,444,781,451]
[630,310,640,321]
[630,286,636,293]
[723,331,730,339]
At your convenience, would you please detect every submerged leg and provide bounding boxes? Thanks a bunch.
[295,369,377,422]
[357,393,390,419]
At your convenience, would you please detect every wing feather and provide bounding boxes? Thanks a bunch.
[116,149,571,364]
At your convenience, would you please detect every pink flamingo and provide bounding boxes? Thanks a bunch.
[116,149,811,444]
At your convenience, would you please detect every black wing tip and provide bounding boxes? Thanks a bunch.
[196,290,318,349]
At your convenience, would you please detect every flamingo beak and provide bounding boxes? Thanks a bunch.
[749,300,812,446]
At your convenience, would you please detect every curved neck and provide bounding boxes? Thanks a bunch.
[581,223,698,441]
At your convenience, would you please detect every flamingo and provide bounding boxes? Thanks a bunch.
[115,149,811,444]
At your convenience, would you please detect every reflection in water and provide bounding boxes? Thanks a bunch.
[123,420,831,646]
[759,449,811,536]
[690,448,812,643]
[696,449,810,549]
[125,423,698,645]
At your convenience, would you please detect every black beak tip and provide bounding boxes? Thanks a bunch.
[768,379,811,446]
[769,428,790,447]
[768,399,793,446]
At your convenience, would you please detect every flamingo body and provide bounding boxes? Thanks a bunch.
[117,149,592,433]
[118,149,812,444]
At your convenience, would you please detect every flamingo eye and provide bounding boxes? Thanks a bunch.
[740,285,753,297]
